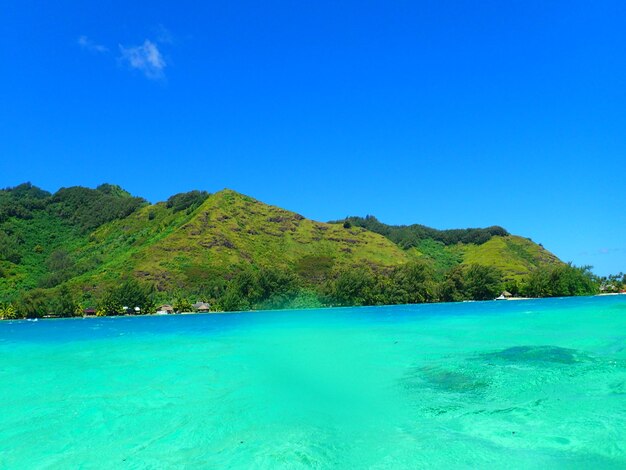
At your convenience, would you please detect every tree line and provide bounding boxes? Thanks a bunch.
[335,215,509,248]
[0,262,601,319]
[0,183,146,232]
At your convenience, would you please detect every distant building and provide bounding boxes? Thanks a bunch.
[495,291,513,301]
[156,304,175,314]
[192,302,211,313]
[83,308,96,316]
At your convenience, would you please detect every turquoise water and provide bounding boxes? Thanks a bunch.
[1,296,625,469]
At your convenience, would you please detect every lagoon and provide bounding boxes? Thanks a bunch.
[1,296,625,468]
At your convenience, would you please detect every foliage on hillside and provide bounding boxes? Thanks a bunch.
[1,261,600,320]
[125,190,410,291]
[49,184,146,231]
[522,264,598,297]
[334,215,561,282]
[0,183,148,297]
[0,183,50,223]
[440,264,504,301]
[450,235,562,281]
[0,182,600,320]
[165,190,210,213]
[336,215,509,248]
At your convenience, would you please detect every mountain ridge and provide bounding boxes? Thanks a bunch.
[1,182,595,317]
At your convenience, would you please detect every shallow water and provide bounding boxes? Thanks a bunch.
[1,296,625,468]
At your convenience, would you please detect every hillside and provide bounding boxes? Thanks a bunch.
[449,235,561,281]
[0,184,409,303]
[68,189,410,293]
[335,216,561,281]
[0,183,591,318]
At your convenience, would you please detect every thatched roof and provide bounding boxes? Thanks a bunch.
[193,302,211,311]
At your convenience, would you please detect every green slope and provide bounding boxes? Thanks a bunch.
[338,216,563,280]
[0,183,147,297]
[449,235,562,281]
[67,189,410,293]
[0,182,571,313]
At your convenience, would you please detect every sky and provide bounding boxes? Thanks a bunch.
[1,1,624,275]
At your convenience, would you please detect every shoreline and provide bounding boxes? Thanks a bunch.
[3,294,624,322]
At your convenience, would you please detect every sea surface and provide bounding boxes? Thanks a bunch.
[1,296,625,469]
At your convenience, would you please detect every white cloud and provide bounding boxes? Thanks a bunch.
[78,35,108,53]
[119,40,166,80]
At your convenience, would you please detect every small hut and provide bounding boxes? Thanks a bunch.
[192,302,211,313]
[156,304,174,314]
[495,291,513,301]
[83,307,96,316]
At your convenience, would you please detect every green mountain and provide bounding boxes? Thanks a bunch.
[72,189,411,292]
[0,184,408,301]
[0,183,594,318]
[335,216,561,281]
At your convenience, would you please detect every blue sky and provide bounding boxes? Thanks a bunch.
[1,1,624,275]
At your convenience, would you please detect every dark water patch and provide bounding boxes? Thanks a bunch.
[481,345,592,365]
[464,398,547,419]
[421,404,464,416]
[401,365,489,394]
[608,380,626,395]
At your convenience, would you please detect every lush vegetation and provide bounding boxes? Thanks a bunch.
[50,184,146,232]
[0,182,603,320]
[331,215,561,283]
[0,182,49,224]
[165,190,210,213]
[0,261,601,320]
[335,215,509,248]
[598,272,626,293]
[520,264,598,298]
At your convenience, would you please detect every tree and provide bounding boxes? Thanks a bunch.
[0,303,19,319]
[438,264,503,301]
[522,264,598,297]
[523,266,552,297]
[39,249,76,288]
[387,262,437,304]
[439,266,466,302]
[98,278,155,315]
[219,287,250,312]
[0,230,22,264]
[256,267,299,304]
[334,215,509,249]
[54,285,79,317]
[98,290,124,316]
[463,264,502,300]
[46,249,74,273]
[166,190,209,213]
[173,296,193,313]
[15,289,49,318]
[330,268,375,306]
